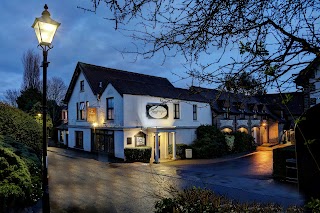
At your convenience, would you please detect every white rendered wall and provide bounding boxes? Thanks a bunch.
[175,128,197,145]
[123,94,212,128]
[68,71,100,127]
[310,66,320,106]
[114,130,124,158]
[68,127,91,151]
[97,84,124,127]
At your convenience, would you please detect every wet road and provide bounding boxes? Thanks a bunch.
[48,148,304,213]
[159,151,304,207]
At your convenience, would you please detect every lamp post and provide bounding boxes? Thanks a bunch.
[32,4,60,212]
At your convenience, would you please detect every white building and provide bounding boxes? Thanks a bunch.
[61,62,212,162]
[295,57,320,111]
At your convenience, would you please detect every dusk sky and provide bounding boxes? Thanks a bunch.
[0,1,299,101]
[0,1,197,100]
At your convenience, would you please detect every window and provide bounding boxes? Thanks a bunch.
[62,110,68,123]
[60,131,64,142]
[80,80,84,91]
[127,137,132,145]
[174,103,180,119]
[240,109,245,119]
[193,104,197,120]
[75,131,83,149]
[77,102,86,120]
[223,107,230,119]
[107,98,114,120]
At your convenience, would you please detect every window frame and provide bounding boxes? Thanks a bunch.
[223,107,230,119]
[80,80,84,92]
[174,103,180,119]
[106,97,114,120]
[193,104,197,120]
[78,102,86,120]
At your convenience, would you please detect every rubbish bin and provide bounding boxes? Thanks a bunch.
[185,149,192,159]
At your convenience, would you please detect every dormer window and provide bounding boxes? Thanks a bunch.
[240,109,245,119]
[80,80,84,91]
[223,107,230,119]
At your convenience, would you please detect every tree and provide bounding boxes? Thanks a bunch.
[4,89,20,107]
[46,77,67,106]
[81,0,320,91]
[21,49,41,91]
[221,72,266,95]
[16,88,42,113]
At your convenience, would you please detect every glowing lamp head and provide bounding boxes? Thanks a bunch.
[32,4,60,46]
[93,122,98,128]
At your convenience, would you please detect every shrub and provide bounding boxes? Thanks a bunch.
[0,135,42,209]
[0,103,42,154]
[124,146,152,163]
[154,187,304,213]
[0,146,32,211]
[305,197,320,212]
[273,145,296,180]
[231,131,257,153]
[191,125,228,158]
[168,144,191,159]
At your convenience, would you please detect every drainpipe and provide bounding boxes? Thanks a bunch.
[154,130,159,164]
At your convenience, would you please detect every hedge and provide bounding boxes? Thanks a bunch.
[155,187,304,213]
[0,135,42,210]
[0,103,42,154]
[0,146,32,210]
[191,125,229,158]
[231,131,257,153]
[124,146,152,163]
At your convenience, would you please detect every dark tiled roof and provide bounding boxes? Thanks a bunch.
[64,62,206,103]
[190,86,261,114]
[255,92,304,116]
[189,86,304,120]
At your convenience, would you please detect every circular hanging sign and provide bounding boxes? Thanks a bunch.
[148,105,168,119]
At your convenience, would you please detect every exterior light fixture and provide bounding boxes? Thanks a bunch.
[32,4,60,213]
[32,4,60,46]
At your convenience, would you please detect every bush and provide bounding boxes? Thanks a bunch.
[0,103,42,154]
[0,146,32,211]
[168,144,191,159]
[191,125,228,158]
[0,135,42,210]
[273,145,296,180]
[231,131,257,153]
[124,146,152,163]
[154,187,304,213]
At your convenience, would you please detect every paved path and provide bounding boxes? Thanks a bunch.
[47,147,304,213]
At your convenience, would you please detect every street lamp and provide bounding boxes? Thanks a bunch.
[32,4,60,213]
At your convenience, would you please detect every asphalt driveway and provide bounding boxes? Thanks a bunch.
[48,147,304,213]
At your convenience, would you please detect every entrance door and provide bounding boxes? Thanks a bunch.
[92,130,115,156]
